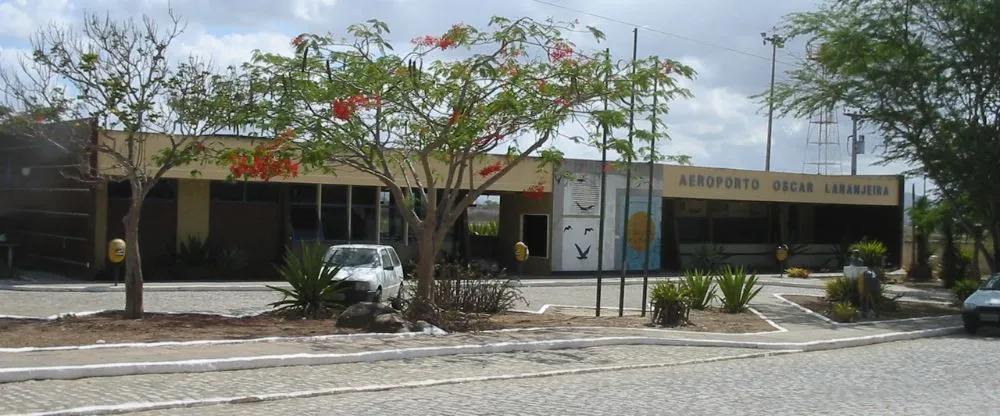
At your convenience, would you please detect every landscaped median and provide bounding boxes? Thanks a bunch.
[775,275,960,324]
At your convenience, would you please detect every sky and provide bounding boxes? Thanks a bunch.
[0,0,932,195]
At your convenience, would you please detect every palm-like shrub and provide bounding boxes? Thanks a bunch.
[650,280,690,326]
[952,279,981,303]
[717,266,762,313]
[268,243,350,319]
[682,269,716,310]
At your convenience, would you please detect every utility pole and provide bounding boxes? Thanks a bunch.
[762,29,784,172]
[844,112,864,175]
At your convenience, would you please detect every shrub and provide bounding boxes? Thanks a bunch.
[691,244,730,272]
[267,243,350,319]
[786,267,810,278]
[177,234,212,267]
[215,247,250,278]
[952,279,980,303]
[716,266,762,313]
[832,301,857,323]
[850,239,887,280]
[430,262,524,314]
[825,275,899,314]
[650,280,690,326]
[682,269,715,310]
[468,221,499,236]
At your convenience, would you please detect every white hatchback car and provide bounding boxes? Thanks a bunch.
[323,244,405,303]
[961,274,1000,334]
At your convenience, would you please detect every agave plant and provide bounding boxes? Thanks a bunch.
[650,280,690,326]
[716,265,762,313]
[682,269,716,310]
[267,243,350,319]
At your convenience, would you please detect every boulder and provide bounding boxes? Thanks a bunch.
[371,312,409,333]
[336,302,398,329]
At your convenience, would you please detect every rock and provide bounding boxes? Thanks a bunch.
[336,302,398,329]
[371,312,408,333]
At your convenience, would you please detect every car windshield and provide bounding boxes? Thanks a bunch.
[982,275,1000,290]
[326,248,378,268]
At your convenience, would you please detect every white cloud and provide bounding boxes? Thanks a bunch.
[0,0,73,39]
[177,31,293,68]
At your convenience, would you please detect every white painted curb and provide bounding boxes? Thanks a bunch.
[0,323,962,384]
[510,304,788,334]
[14,350,800,416]
[772,293,961,327]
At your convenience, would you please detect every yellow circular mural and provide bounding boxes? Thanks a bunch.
[626,211,655,252]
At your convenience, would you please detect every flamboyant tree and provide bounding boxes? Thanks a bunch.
[221,17,694,302]
[0,11,243,318]
[759,0,1000,273]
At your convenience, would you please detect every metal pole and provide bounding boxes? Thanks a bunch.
[850,116,859,175]
[765,40,777,172]
[911,183,917,268]
[762,30,783,172]
[640,71,659,318]
[595,48,611,317]
[619,28,639,317]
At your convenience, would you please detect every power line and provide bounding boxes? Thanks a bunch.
[530,0,797,66]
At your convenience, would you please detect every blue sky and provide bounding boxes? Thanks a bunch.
[0,0,931,195]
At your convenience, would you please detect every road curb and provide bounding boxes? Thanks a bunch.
[13,350,801,416]
[0,324,961,384]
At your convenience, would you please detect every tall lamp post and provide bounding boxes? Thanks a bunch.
[762,29,785,172]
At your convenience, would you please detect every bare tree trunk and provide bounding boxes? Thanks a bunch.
[123,198,144,319]
[990,220,999,274]
[415,227,436,303]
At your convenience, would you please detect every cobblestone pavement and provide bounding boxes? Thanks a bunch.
[0,281,828,318]
[130,336,1000,416]
[0,345,758,415]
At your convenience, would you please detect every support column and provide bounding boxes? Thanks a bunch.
[315,184,322,242]
[175,179,210,250]
[372,186,379,244]
[346,185,353,243]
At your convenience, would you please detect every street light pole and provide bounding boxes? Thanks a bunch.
[762,29,784,172]
[844,112,863,175]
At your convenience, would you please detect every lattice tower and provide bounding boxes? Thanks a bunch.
[801,43,843,175]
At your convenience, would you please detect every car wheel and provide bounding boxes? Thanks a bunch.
[370,288,382,304]
[963,320,979,335]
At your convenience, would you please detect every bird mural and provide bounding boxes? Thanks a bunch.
[564,225,573,231]
[575,202,595,212]
[574,243,591,260]
[584,227,594,235]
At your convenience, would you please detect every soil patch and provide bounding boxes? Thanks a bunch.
[486,307,775,334]
[0,310,362,348]
[783,295,959,322]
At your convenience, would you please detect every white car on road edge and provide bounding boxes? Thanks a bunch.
[961,273,1000,334]
[322,244,405,304]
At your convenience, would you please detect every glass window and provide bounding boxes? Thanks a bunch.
[320,206,349,241]
[244,182,279,202]
[289,205,319,240]
[712,217,770,244]
[351,205,378,242]
[290,184,317,204]
[211,182,244,202]
[676,217,709,243]
[322,184,348,204]
[380,190,405,243]
[326,247,379,268]
[380,249,393,268]
[351,186,378,205]
[389,248,402,267]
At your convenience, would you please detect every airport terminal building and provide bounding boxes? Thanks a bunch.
[0,126,903,279]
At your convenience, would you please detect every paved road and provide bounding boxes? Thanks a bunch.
[0,281,828,317]
[130,335,1000,416]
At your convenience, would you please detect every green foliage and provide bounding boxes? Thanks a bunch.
[176,234,212,267]
[468,221,499,236]
[222,17,697,298]
[691,244,729,272]
[268,243,350,319]
[682,269,715,310]
[786,267,811,278]
[825,276,898,313]
[952,279,980,303]
[650,280,690,326]
[716,266,762,313]
[761,0,1000,273]
[849,239,887,268]
[832,301,857,323]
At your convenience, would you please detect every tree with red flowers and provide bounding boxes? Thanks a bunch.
[0,11,243,318]
[224,17,694,303]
